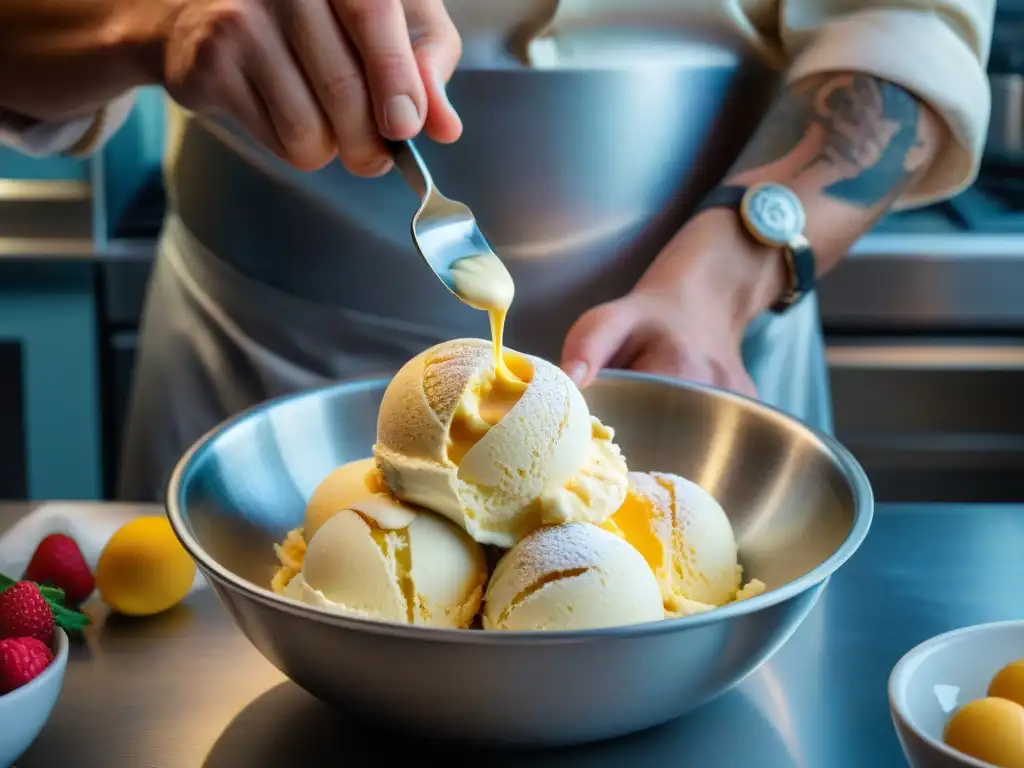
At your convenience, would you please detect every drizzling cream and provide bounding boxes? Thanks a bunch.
[449,252,518,382]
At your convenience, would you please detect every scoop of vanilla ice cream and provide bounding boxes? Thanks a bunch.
[283,493,487,628]
[271,458,384,593]
[303,457,386,541]
[602,472,765,616]
[373,338,628,548]
[483,523,663,631]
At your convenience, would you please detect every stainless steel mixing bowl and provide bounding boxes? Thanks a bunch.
[166,371,873,747]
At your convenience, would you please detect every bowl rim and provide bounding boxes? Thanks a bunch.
[0,627,68,705]
[166,369,874,644]
[888,619,1024,768]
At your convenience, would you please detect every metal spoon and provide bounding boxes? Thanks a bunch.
[386,139,513,308]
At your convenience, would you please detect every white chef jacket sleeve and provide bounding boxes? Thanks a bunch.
[0,91,136,158]
[781,2,995,209]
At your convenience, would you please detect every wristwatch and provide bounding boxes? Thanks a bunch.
[695,182,816,313]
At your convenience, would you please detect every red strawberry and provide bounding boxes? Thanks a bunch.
[0,636,53,693]
[0,581,54,644]
[25,534,94,603]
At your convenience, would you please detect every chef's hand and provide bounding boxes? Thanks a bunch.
[560,291,758,399]
[560,211,786,399]
[161,0,462,174]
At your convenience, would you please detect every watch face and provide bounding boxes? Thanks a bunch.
[742,183,806,247]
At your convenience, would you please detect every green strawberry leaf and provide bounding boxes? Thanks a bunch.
[51,601,90,632]
[38,585,66,604]
[1,571,90,630]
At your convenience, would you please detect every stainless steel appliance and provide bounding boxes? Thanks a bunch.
[816,5,1024,503]
[0,97,161,501]
[987,7,1024,161]
[0,342,27,498]
[820,170,1024,502]
[0,172,103,501]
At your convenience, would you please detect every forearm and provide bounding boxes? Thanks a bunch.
[0,1,173,122]
[729,71,942,269]
[641,71,944,331]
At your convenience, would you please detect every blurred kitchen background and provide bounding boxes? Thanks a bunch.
[2,11,1024,503]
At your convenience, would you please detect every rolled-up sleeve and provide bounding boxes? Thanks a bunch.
[781,1,995,208]
[0,91,136,158]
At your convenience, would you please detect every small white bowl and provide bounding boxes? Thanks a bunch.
[0,628,69,766]
[890,620,1024,768]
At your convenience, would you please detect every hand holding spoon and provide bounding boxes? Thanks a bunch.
[387,139,517,375]
[386,139,514,315]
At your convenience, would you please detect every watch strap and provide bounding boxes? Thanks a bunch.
[695,184,816,313]
[695,185,746,215]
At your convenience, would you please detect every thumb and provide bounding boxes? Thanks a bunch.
[409,1,463,143]
[560,301,637,388]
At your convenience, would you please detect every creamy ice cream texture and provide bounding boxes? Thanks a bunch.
[271,457,384,594]
[601,472,765,616]
[272,461,487,629]
[483,522,664,631]
[303,457,385,541]
[270,338,770,632]
[373,338,628,548]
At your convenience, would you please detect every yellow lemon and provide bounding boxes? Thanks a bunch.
[96,516,196,617]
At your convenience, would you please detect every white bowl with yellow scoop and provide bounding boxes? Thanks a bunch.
[890,620,1024,767]
[167,341,873,747]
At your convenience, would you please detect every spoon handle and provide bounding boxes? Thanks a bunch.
[386,139,433,200]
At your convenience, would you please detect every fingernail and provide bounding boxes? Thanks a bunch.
[564,361,588,385]
[384,95,420,136]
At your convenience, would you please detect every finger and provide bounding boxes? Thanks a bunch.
[630,349,694,381]
[332,0,426,140]
[711,359,759,399]
[560,301,638,388]
[407,0,463,143]
[734,376,759,399]
[163,16,287,158]
[217,60,288,160]
[280,1,390,176]
[243,11,334,170]
[633,349,759,400]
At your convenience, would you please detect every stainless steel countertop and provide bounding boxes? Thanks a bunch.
[6,502,1024,767]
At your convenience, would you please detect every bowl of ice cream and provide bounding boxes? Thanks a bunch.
[167,338,872,747]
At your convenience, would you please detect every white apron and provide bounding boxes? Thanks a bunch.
[117,7,832,501]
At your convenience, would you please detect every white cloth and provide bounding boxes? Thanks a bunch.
[0,503,207,593]
[0,92,135,157]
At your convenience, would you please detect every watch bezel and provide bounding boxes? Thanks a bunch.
[740,182,807,249]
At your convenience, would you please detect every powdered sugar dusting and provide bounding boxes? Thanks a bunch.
[458,352,590,495]
[421,339,493,425]
[376,338,628,549]
[649,471,743,607]
[375,339,491,464]
[628,471,673,516]
[497,523,622,595]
